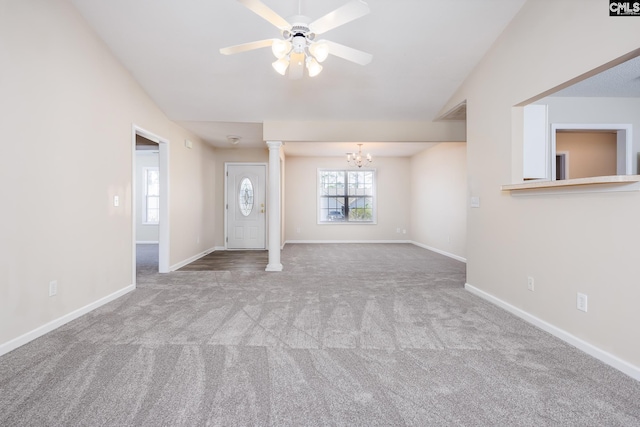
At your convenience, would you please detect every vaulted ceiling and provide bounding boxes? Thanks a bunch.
[70,0,527,153]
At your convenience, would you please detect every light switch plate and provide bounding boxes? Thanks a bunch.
[577,293,588,312]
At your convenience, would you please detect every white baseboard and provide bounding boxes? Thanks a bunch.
[465,283,640,381]
[410,241,467,263]
[169,246,216,271]
[214,246,226,251]
[284,240,412,244]
[0,284,135,357]
[135,241,159,244]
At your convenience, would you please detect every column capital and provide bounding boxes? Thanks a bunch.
[266,140,282,149]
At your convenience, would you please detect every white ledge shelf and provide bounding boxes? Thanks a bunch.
[502,175,640,195]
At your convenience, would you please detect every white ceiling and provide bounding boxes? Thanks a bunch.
[284,142,437,157]
[550,55,640,98]
[70,0,527,155]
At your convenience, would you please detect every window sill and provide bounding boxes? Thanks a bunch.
[501,175,640,195]
[318,222,377,225]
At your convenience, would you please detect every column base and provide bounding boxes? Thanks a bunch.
[265,263,283,272]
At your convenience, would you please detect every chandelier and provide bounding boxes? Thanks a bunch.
[271,30,328,78]
[347,144,372,168]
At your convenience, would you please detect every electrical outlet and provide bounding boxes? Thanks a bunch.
[49,280,57,297]
[527,276,534,291]
[577,293,588,312]
[396,228,401,234]
[113,195,119,207]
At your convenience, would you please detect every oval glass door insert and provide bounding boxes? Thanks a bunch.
[239,178,254,216]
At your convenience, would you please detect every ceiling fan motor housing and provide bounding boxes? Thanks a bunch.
[291,33,307,53]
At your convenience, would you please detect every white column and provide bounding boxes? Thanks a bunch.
[266,140,283,271]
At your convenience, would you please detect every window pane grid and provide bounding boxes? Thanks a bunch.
[318,170,375,223]
[144,168,160,224]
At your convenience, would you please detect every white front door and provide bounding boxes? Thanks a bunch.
[226,164,266,249]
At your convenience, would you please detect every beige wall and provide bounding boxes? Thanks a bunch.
[443,0,640,370]
[169,136,217,265]
[0,0,216,348]
[556,132,617,179]
[284,156,410,242]
[211,148,269,248]
[264,121,466,143]
[539,97,640,174]
[410,143,467,259]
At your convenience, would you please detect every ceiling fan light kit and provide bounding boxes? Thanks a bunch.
[221,0,373,79]
[271,39,292,59]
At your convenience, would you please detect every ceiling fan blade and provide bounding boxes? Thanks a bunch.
[220,38,276,55]
[324,40,372,65]
[237,0,291,30]
[309,0,370,35]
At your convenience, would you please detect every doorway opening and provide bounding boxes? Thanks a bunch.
[555,152,568,180]
[550,125,631,180]
[132,125,170,285]
[225,163,267,250]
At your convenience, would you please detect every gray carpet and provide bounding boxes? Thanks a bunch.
[1,244,639,426]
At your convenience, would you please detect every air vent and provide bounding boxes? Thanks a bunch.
[437,101,467,121]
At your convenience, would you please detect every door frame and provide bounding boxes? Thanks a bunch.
[224,162,268,250]
[555,151,569,180]
[550,123,632,180]
[132,125,170,282]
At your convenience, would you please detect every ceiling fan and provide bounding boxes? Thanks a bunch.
[220,0,373,79]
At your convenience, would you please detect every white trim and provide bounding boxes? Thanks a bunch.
[555,150,570,180]
[0,284,135,357]
[550,123,632,180]
[136,241,159,244]
[317,168,378,225]
[224,162,269,251]
[169,247,215,271]
[465,283,640,381]
[214,246,226,251]
[132,125,170,276]
[281,241,467,263]
[284,240,412,244]
[266,142,283,271]
[410,241,467,263]
[508,181,640,196]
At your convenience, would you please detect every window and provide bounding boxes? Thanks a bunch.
[318,169,376,223]
[238,177,254,216]
[144,167,159,224]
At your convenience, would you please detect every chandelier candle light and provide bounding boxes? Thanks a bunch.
[347,144,372,168]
